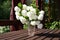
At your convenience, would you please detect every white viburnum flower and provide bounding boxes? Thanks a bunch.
[38,14,44,20]
[33,14,38,20]
[27,12,37,20]
[21,10,27,16]
[30,21,36,26]
[37,23,43,29]
[26,6,30,11]
[14,6,21,12]
[26,6,33,11]
[23,4,27,10]
[27,12,33,20]
[16,15,20,20]
[30,8,36,14]
[27,12,31,17]
[39,10,44,15]
[36,21,40,25]
[15,12,20,16]
[19,16,27,24]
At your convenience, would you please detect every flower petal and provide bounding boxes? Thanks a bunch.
[37,23,43,29]
[14,6,21,12]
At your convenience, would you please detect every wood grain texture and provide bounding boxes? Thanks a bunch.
[0,29,60,40]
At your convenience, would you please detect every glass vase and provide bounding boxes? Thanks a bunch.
[28,23,36,36]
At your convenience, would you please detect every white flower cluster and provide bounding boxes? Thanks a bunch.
[14,4,45,29]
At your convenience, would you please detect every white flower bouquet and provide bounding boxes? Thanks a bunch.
[14,3,44,29]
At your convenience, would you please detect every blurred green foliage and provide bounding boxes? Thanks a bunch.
[44,0,60,29]
[23,24,28,30]
[0,0,11,19]
[45,21,60,29]
[0,26,10,33]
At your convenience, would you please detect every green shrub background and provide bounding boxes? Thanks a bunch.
[0,0,11,19]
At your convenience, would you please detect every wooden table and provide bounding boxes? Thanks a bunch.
[0,29,60,40]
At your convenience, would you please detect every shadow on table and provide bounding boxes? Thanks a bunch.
[35,32,60,40]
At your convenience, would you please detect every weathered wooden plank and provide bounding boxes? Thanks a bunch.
[0,29,60,40]
[0,30,26,39]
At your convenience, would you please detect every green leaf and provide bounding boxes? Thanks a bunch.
[18,3,22,9]
[23,24,28,30]
[36,8,39,15]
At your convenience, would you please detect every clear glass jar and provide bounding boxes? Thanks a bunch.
[28,22,36,36]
